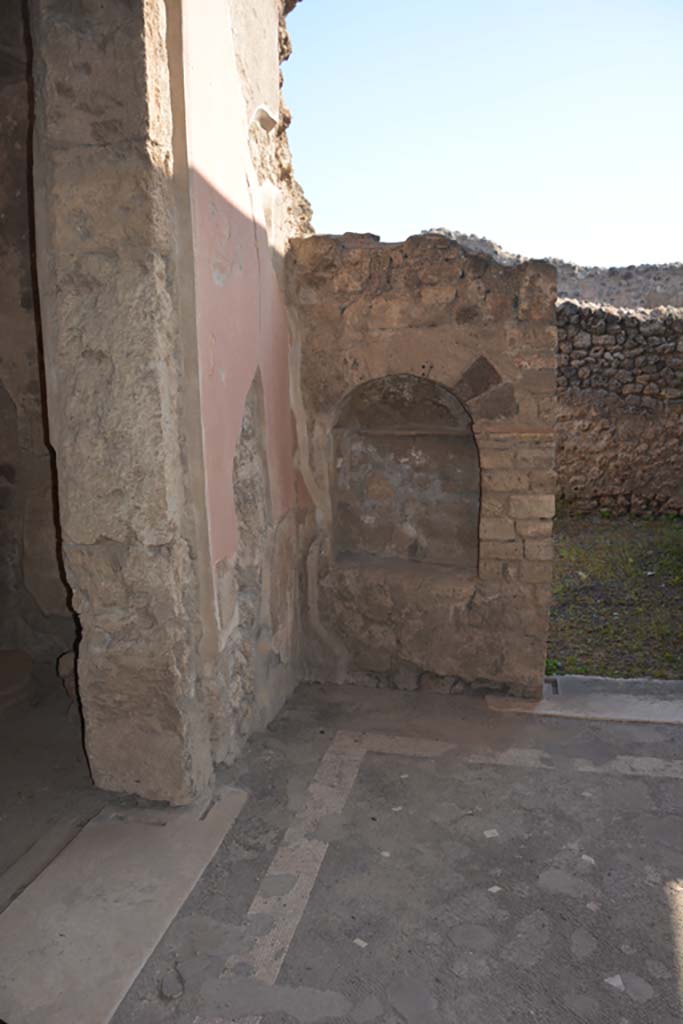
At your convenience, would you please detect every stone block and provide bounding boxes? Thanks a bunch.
[520,561,554,583]
[478,447,514,470]
[529,469,558,493]
[483,470,528,493]
[480,518,516,541]
[480,540,523,562]
[469,382,518,421]
[454,355,502,403]
[525,538,554,561]
[481,494,509,517]
[509,494,555,519]
[515,518,553,539]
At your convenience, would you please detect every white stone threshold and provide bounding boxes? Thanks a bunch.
[487,674,683,725]
[0,785,246,1024]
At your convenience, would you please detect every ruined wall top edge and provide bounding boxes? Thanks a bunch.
[426,228,683,311]
[290,230,557,277]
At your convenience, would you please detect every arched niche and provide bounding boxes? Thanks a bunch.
[332,375,480,571]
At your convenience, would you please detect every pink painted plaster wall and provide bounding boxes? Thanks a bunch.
[181,1,295,566]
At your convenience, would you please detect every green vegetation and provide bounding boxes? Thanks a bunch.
[548,514,683,679]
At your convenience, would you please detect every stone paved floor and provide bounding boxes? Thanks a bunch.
[114,683,683,1023]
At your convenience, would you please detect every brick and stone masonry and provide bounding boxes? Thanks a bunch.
[287,232,558,700]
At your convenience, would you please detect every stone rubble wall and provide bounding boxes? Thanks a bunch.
[556,299,683,514]
[556,263,683,310]
[0,4,73,707]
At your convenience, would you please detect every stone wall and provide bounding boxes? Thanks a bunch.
[287,233,558,700]
[556,300,683,514]
[555,263,683,310]
[0,2,73,709]
[178,0,309,767]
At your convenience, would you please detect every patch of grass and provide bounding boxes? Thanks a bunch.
[548,514,683,679]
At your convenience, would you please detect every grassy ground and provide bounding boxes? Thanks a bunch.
[548,514,683,679]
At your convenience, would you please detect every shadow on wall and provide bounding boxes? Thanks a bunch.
[180,169,301,768]
[0,0,75,712]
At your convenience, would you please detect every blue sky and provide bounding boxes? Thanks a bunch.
[283,0,683,266]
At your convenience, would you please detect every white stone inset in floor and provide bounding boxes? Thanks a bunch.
[0,785,246,1024]
[487,674,683,725]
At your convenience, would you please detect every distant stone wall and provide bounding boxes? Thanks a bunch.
[556,263,683,310]
[556,300,683,514]
[426,229,683,310]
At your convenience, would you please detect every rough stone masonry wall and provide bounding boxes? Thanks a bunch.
[556,300,683,514]
[29,0,220,802]
[287,233,558,699]
[0,2,73,707]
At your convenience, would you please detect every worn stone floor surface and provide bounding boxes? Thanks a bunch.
[113,682,683,1024]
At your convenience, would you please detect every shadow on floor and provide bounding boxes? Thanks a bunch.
[0,687,104,904]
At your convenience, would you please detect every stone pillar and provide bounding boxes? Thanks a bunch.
[29,0,213,801]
